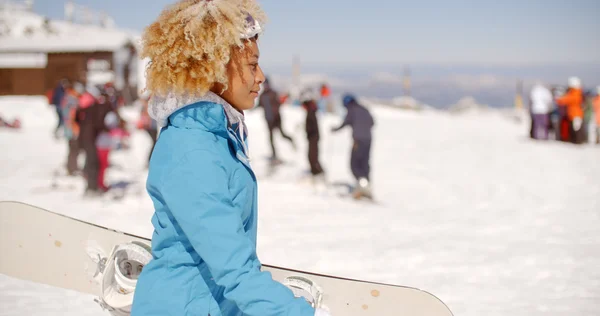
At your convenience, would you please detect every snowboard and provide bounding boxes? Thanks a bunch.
[0,201,453,315]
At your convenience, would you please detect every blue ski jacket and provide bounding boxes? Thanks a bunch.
[131,92,315,316]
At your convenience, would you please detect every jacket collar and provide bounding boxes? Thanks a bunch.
[149,91,250,161]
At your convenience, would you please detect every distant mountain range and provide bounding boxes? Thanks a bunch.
[262,63,600,109]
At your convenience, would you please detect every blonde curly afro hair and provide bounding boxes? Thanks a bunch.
[141,0,267,97]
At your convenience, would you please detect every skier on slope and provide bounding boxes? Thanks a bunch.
[331,94,375,199]
[300,88,326,184]
[529,82,553,140]
[556,77,585,144]
[130,1,329,316]
[258,76,296,163]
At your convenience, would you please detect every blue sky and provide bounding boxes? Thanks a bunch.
[30,0,600,106]
[33,0,600,67]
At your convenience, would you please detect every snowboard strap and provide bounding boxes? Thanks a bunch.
[94,241,152,316]
[282,276,324,308]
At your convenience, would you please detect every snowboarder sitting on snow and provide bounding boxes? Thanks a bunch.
[300,89,325,183]
[130,1,329,316]
[0,114,21,129]
[331,94,375,199]
[258,76,295,163]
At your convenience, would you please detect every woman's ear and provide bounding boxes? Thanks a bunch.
[210,82,226,95]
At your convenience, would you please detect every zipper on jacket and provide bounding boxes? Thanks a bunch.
[227,129,256,181]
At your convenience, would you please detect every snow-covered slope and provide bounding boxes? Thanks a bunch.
[0,96,599,316]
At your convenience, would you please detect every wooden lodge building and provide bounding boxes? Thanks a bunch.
[0,2,141,103]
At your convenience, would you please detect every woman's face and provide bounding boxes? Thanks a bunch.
[220,40,265,111]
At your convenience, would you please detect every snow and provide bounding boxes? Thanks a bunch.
[0,53,46,68]
[0,25,133,54]
[448,96,490,114]
[1,96,600,316]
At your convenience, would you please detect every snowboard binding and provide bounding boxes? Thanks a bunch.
[93,241,152,316]
[282,275,324,309]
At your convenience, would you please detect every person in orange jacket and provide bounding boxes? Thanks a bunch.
[319,83,331,113]
[593,86,600,145]
[556,77,585,144]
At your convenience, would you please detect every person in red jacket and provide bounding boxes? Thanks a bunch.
[0,115,21,129]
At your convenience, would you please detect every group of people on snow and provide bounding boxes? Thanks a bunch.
[256,77,375,199]
[48,79,156,196]
[529,76,600,145]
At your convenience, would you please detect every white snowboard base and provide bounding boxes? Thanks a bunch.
[0,201,453,315]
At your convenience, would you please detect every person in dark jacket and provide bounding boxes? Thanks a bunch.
[300,89,325,180]
[331,94,375,198]
[74,86,114,195]
[258,77,295,162]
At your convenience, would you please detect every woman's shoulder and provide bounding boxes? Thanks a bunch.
[149,128,234,178]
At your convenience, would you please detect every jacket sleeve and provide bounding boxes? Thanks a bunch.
[556,91,577,106]
[332,110,352,132]
[161,149,315,316]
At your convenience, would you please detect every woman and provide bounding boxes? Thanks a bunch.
[131,1,328,315]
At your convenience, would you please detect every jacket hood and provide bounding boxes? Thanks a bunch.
[149,91,243,129]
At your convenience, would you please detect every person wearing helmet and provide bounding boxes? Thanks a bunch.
[556,77,585,144]
[331,94,375,199]
[130,1,328,316]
